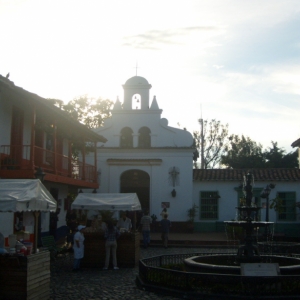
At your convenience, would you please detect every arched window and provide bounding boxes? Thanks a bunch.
[138,127,151,148]
[120,127,133,148]
[132,94,141,110]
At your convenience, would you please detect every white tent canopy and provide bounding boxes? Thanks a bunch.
[71,193,141,211]
[0,179,57,212]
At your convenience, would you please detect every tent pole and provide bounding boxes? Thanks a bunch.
[133,211,136,231]
[33,211,40,254]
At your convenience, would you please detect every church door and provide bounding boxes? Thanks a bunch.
[120,170,150,213]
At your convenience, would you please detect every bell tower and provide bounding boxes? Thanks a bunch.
[122,76,152,110]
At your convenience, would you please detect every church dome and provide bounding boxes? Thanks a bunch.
[125,76,149,85]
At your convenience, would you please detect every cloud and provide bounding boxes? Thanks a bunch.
[122,26,217,50]
[213,65,224,69]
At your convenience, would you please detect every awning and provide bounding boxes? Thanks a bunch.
[0,179,57,212]
[71,193,141,211]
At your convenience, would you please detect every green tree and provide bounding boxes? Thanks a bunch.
[264,141,298,168]
[193,119,229,169]
[221,135,265,168]
[221,137,298,168]
[48,95,113,128]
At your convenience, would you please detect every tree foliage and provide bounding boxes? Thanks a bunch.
[48,95,113,128]
[221,136,298,168]
[193,119,229,169]
[221,135,264,168]
[264,141,298,168]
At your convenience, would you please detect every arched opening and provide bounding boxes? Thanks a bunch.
[138,127,151,148]
[120,127,133,148]
[120,170,150,225]
[132,94,141,110]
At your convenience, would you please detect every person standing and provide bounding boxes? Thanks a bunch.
[117,211,132,231]
[87,210,98,227]
[160,208,168,219]
[161,214,171,248]
[103,220,120,270]
[66,209,78,246]
[72,225,86,272]
[140,210,152,248]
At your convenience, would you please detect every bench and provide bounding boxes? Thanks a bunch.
[41,235,67,260]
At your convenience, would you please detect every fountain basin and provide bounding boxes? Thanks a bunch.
[184,254,300,275]
[258,242,300,254]
[225,221,273,228]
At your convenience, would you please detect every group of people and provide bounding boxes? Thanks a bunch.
[72,208,171,272]
[72,211,132,272]
[140,207,171,249]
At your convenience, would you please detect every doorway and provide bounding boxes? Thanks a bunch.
[120,170,150,213]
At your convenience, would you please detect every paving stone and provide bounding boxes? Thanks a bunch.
[50,246,233,299]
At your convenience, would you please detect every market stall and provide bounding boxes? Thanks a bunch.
[0,179,57,300]
[71,193,141,267]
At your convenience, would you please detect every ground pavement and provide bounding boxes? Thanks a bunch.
[50,232,236,300]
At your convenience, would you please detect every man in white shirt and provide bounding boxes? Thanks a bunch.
[117,211,132,231]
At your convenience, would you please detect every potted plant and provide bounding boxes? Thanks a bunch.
[186,204,198,233]
[151,214,157,232]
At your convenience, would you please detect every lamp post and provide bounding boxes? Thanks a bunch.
[260,183,276,222]
[169,166,179,198]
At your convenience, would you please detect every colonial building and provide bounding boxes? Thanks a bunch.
[193,168,300,235]
[0,74,106,242]
[90,75,300,235]
[90,76,195,222]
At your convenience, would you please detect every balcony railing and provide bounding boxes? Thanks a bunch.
[0,145,97,184]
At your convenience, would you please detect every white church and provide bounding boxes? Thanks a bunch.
[90,76,194,222]
[88,75,300,234]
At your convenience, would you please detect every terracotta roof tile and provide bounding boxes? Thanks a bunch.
[193,168,300,182]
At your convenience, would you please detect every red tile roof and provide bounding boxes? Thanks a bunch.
[193,168,300,182]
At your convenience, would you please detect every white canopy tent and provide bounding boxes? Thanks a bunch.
[0,179,57,212]
[71,193,141,211]
[0,179,57,253]
[72,193,141,230]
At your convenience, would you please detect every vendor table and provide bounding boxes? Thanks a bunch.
[82,231,140,268]
[0,251,50,300]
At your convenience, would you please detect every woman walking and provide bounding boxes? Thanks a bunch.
[103,220,120,270]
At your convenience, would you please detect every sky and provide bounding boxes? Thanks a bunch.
[1,0,300,153]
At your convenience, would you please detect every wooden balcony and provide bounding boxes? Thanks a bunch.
[0,145,98,188]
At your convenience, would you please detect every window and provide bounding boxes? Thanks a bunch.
[138,127,151,148]
[277,192,296,221]
[120,127,133,148]
[200,191,219,220]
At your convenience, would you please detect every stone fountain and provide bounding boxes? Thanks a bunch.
[226,172,271,263]
[137,172,300,298]
[184,172,300,275]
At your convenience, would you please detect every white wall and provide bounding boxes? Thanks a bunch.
[193,180,300,224]
[91,147,194,222]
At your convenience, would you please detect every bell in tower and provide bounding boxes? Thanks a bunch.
[122,76,152,110]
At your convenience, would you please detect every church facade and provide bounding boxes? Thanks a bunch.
[90,76,195,222]
[88,75,300,234]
